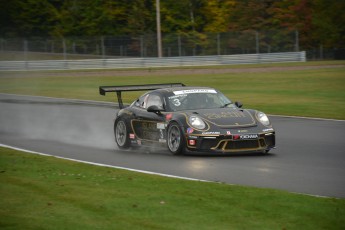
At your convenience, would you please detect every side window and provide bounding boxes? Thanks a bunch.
[135,94,149,109]
[146,94,163,109]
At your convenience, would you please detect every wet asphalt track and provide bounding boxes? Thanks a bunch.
[1,94,345,198]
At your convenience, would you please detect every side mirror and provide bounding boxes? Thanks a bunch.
[235,101,243,108]
[147,105,163,114]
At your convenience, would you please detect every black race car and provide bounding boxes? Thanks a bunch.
[100,83,275,155]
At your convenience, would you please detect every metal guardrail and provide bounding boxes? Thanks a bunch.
[0,51,305,71]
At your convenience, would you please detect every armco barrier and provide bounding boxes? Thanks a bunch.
[0,51,305,71]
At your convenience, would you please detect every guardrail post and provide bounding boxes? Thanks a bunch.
[301,51,306,62]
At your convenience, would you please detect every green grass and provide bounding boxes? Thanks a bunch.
[1,62,345,229]
[1,61,344,119]
[1,147,345,230]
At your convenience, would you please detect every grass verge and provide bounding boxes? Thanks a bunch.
[1,147,345,230]
[1,61,344,119]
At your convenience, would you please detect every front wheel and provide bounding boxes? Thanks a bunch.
[262,149,270,154]
[114,118,130,149]
[167,122,185,155]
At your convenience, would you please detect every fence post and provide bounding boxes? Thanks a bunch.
[178,34,182,57]
[62,39,67,60]
[51,40,55,53]
[62,38,68,69]
[24,39,28,69]
[217,33,220,55]
[295,30,299,52]
[101,36,106,67]
[255,31,259,54]
[320,44,323,60]
[101,36,105,59]
[140,35,144,57]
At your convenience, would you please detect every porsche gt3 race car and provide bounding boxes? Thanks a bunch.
[99,83,275,155]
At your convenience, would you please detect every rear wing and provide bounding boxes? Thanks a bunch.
[99,83,185,109]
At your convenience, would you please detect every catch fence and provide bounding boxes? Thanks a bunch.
[0,30,299,61]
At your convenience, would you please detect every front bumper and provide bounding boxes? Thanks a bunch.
[186,132,275,154]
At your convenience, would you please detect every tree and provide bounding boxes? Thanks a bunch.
[269,0,314,48]
[228,0,277,31]
[0,0,343,51]
[125,0,155,35]
[0,0,59,37]
[55,0,128,37]
[159,0,206,33]
[311,0,345,48]
[203,0,236,33]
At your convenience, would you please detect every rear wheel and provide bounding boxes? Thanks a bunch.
[114,118,130,149]
[167,122,185,155]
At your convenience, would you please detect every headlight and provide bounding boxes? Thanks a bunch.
[257,112,270,126]
[189,115,206,130]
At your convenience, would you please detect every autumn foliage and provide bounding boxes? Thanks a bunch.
[0,0,344,50]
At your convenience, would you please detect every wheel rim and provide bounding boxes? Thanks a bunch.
[168,125,181,152]
[115,121,127,146]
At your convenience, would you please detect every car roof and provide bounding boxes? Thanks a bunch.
[152,86,216,95]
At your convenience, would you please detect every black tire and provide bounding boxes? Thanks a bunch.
[114,118,131,149]
[167,122,185,155]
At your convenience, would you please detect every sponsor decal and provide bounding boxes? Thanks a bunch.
[159,139,166,143]
[204,111,247,119]
[157,123,165,129]
[173,89,217,95]
[262,128,274,132]
[202,131,220,135]
[187,127,194,134]
[165,113,173,120]
[168,95,185,99]
[140,122,157,131]
[129,133,135,139]
[226,131,231,135]
[188,139,196,146]
[160,129,164,139]
[233,134,259,140]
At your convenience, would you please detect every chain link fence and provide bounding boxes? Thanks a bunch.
[0,30,335,61]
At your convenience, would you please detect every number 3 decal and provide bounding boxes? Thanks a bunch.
[173,99,181,106]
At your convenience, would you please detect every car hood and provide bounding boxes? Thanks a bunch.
[188,108,257,127]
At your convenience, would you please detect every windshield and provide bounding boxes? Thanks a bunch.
[166,89,233,111]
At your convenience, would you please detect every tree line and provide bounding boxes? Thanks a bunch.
[1,0,344,50]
